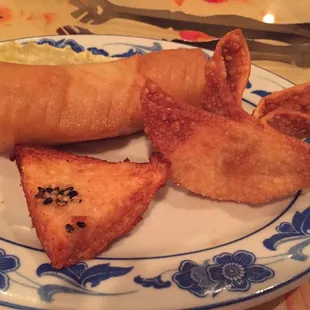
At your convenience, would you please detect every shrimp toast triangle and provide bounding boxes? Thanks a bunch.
[141,80,310,204]
[11,146,170,268]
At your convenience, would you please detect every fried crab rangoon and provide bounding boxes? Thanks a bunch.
[202,29,252,122]
[253,83,310,139]
[141,80,310,204]
[202,30,310,140]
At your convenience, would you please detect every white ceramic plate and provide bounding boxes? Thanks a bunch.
[0,35,309,310]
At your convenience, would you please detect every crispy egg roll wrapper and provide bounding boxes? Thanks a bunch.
[0,48,207,151]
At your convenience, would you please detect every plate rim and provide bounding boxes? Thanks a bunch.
[0,191,302,260]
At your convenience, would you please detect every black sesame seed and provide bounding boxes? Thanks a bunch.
[43,197,53,205]
[65,224,74,233]
[68,191,78,198]
[46,187,53,193]
[79,199,83,203]
[77,222,86,228]
[59,190,64,195]
[65,187,74,191]
[38,187,45,192]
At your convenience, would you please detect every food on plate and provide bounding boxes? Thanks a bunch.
[201,30,310,139]
[0,41,116,65]
[202,29,252,122]
[258,109,310,139]
[141,80,310,204]
[0,47,207,152]
[253,82,310,138]
[253,82,310,118]
[11,145,170,269]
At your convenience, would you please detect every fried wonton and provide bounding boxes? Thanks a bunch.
[253,82,310,118]
[202,29,252,121]
[253,82,310,139]
[259,109,310,139]
[142,80,310,204]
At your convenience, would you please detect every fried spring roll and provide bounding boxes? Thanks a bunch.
[0,48,207,151]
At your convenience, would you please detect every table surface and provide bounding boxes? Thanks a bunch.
[0,1,309,310]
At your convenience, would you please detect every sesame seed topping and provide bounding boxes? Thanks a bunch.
[77,222,86,228]
[65,224,74,233]
[43,197,53,205]
[68,191,78,199]
[35,185,81,206]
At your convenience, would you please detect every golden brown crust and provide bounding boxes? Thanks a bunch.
[253,82,310,119]
[258,109,310,139]
[202,29,252,121]
[252,82,310,139]
[142,80,310,204]
[11,145,170,268]
[0,48,207,152]
[141,80,206,154]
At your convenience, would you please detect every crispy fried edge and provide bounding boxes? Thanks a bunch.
[258,109,310,139]
[11,145,171,268]
[253,82,310,119]
[202,29,252,121]
[141,79,310,204]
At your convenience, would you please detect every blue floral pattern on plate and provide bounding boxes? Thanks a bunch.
[137,250,274,298]
[0,249,20,291]
[32,38,162,58]
[0,207,307,304]
[134,275,171,289]
[206,251,274,293]
[264,206,310,261]
[135,209,309,298]
[36,263,135,302]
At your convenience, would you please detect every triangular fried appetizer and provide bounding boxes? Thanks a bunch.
[142,80,310,204]
[259,109,310,139]
[202,29,252,121]
[11,146,170,269]
[253,82,310,139]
